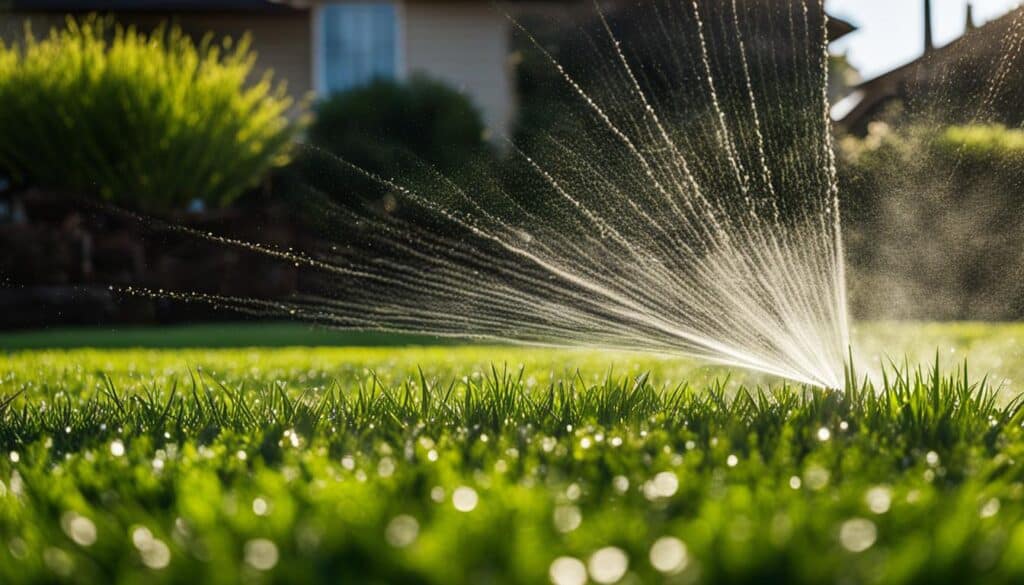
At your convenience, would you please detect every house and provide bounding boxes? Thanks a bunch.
[835,2,1024,133]
[0,0,530,139]
[1,1,858,140]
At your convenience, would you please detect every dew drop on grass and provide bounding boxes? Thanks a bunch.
[649,536,688,574]
[244,538,279,571]
[430,486,445,503]
[804,466,830,490]
[839,518,877,553]
[612,475,630,494]
[816,427,831,442]
[654,471,679,498]
[141,539,171,569]
[385,515,419,548]
[61,512,97,547]
[43,547,74,577]
[588,546,629,584]
[110,440,125,457]
[981,498,1001,518]
[553,505,582,533]
[452,486,478,512]
[566,483,582,501]
[8,538,27,560]
[549,556,587,585]
[865,486,892,514]
[132,527,171,569]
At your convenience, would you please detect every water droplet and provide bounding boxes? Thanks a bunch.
[981,497,1001,518]
[839,518,877,553]
[385,515,419,548]
[244,538,279,571]
[61,512,97,547]
[588,546,629,584]
[549,556,587,585]
[649,536,688,574]
[553,505,582,533]
[612,475,630,494]
[452,486,478,512]
[865,486,892,514]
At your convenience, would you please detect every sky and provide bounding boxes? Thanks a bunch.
[826,0,1021,80]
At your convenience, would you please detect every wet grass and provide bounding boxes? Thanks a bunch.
[2,339,1024,584]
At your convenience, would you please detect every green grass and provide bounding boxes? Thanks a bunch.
[0,322,444,350]
[3,324,1024,584]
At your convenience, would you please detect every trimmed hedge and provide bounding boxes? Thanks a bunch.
[0,16,297,211]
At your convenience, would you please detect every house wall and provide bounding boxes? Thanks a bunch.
[403,2,516,139]
[153,13,314,106]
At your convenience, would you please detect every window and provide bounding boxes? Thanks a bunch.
[317,2,400,95]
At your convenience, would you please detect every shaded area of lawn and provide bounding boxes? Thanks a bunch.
[0,322,453,350]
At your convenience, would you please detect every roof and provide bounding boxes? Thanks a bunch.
[836,6,1023,131]
[827,15,856,42]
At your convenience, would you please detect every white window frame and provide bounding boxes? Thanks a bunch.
[311,0,408,96]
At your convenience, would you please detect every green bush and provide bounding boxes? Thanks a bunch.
[838,122,1024,320]
[0,16,297,211]
[841,123,1024,172]
[307,76,490,177]
[936,124,1024,164]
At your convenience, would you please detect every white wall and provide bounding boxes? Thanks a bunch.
[402,2,516,141]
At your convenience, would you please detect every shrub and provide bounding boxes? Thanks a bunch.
[307,76,490,177]
[0,16,297,211]
[935,124,1024,165]
[838,122,1024,320]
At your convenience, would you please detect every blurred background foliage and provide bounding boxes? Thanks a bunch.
[839,122,1024,320]
[307,75,492,179]
[0,16,296,211]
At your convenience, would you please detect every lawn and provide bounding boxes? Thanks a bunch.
[3,322,1024,584]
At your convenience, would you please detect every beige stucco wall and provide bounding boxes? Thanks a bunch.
[402,2,516,140]
[159,13,314,106]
